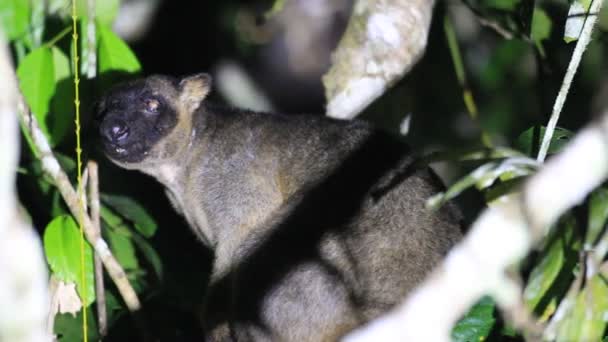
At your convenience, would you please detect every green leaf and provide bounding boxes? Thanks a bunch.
[49,47,74,146]
[564,0,592,43]
[558,275,608,341]
[586,188,608,248]
[427,162,498,209]
[524,217,577,315]
[95,0,120,26]
[480,40,528,91]
[484,0,521,11]
[265,0,287,19]
[98,24,141,74]
[100,204,127,230]
[0,0,30,41]
[54,309,99,341]
[105,225,139,271]
[51,189,69,217]
[523,232,566,310]
[418,147,526,166]
[452,296,496,342]
[101,194,157,238]
[427,157,537,209]
[44,215,95,306]
[17,47,57,144]
[132,233,164,280]
[515,126,573,157]
[531,8,552,52]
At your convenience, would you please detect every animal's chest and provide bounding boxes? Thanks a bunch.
[155,165,213,245]
[173,185,213,244]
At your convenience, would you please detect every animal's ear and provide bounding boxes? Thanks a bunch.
[178,73,212,113]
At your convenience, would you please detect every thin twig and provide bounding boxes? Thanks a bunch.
[47,276,61,336]
[460,0,520,40]
[537,0,604,162]
[83,0,97,79]
[88,161,107,337]
[477,16,514,40]
[80,166,89,212]
[16,96,142,312]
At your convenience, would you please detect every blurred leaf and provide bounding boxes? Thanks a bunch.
[0,0,30,40]
[100,204,127,230]
[17,47,57,144]
[132,233,164,280]
[474,157,536,190]
[428,157,537,209]
[524,217,578,316]
[484,177,524,203]
[52,47,70,81]
[564,0,592,43]
[101,194,157,238]
[98,24,141,74]
[524,231,566,310]
[105,225,140,270]
[531,7,552,54]
[557,275,608,341]
[586,188,608,249]
[421,147,526,166]
[428,162,497,209]
[51,189,69,217]
[44,215,95,306]
[480,40,528,90]
[75,0,119,25]
[484,0,522,11]
[49,47,74,146]
[452,296,496,342]
[54,308,98,341]
[538,298,558,323]
[515,126,573,157]
[265,0,287,19]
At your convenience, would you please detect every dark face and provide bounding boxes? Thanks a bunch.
[97,78,178,164]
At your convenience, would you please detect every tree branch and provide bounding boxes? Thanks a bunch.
[88,161,107,337]
[0,32,50,342]
[323,0,435,119]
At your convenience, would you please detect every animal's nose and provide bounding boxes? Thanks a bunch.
[101,118,130,143]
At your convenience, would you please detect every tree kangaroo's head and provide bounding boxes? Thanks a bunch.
[97,73,211,169]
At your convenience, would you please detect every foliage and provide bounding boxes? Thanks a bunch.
[430,0,608,339]
[2,1,159,340]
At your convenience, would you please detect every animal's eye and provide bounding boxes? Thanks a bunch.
[144,98,160,114]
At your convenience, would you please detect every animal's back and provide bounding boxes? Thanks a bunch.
[203,112,462,341]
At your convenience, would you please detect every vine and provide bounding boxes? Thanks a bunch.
[71,0,88,339]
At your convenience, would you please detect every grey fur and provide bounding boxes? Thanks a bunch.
[98,74,462,341]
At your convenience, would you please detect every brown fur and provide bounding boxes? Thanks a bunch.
[97,74,463,341]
